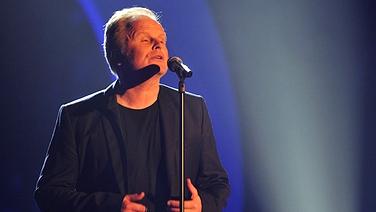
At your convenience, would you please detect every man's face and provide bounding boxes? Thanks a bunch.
[122,17,169,76]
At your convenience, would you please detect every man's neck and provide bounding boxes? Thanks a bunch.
[116,79,160,109]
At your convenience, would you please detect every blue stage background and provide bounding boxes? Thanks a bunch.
[0,0,375,211]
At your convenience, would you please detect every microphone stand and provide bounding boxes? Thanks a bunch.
[175,73,190,212]
[178,78,186,212]
[179,77,185,212]
[169,57,193,212]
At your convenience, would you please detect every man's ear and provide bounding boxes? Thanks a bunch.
[110,49,123,66]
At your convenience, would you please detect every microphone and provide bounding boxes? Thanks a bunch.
[167,56,193,78]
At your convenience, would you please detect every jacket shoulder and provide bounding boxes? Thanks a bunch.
[160,84,203,100]
[64,90,106,107]
[60,83,115,116]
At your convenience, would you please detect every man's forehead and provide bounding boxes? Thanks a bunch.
[129,17,163,29]
[127,18,166,37]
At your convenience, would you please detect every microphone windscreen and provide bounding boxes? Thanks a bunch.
[167,56,182,72]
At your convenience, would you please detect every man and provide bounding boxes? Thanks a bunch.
[34,7,230,212]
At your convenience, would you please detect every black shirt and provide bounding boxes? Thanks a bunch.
[118,100,169,211]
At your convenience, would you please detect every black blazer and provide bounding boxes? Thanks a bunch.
[34,81,230,211]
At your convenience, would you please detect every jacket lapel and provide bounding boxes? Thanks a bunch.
[100,81,127,194]
[158,85,181,197]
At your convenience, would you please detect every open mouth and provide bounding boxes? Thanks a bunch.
[152,55,163,60]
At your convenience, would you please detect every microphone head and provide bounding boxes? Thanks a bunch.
[167,56,182,72]
[167,56,193,78]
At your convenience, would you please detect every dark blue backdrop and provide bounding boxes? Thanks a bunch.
[1,0,375,211]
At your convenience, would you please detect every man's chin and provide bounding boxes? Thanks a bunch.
[140,64,161,73]
[157,67,168,76]
[148,64,168,75]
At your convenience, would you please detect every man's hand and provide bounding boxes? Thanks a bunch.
[167,178,202,212]
[121,192,148,212]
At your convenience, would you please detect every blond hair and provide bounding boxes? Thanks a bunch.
[103,7,160,76]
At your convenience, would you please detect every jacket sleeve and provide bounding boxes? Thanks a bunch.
[195,99,230,212]
[34,106,124,212]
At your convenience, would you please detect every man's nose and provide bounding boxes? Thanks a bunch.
[152,40,162,50]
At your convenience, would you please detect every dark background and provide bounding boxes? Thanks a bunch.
[1,0,375,211]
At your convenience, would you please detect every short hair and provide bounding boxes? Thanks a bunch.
[103,7,161,76]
